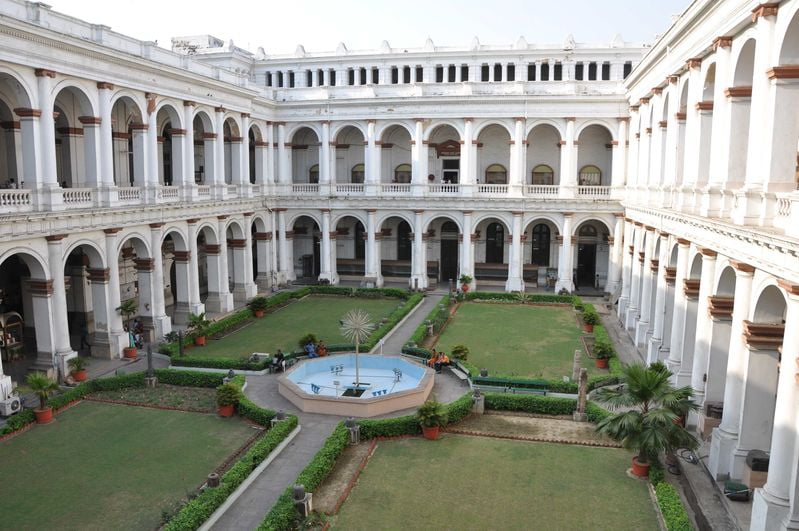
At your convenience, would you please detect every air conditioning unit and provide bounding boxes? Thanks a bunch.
[0,396,22,416]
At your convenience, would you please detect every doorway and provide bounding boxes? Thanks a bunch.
[577,244,596,288]
[440,221,460,283]
[442,159,459,184]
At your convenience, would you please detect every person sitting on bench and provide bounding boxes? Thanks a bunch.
[305,340,318,358]
[316,340,328,357]
[428,351,450,373]
[270,349,286,372]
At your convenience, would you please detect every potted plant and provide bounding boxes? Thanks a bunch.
[594,363,699,477]
[216,382,241,417]
[593,340,613,369]
[248,296,269,318]
[188,312,211,346]
[416,399,448,440]
[582,310,600,333]
[67,356,89,382]
[26,372,59,424]
[451,344,469,362]
[458,274,473,293]
[117,299,139,358]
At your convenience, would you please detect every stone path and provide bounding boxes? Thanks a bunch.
[209,289,468,531]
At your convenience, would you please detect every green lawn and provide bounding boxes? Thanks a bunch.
[190,295,402,359]
[332,435,659,531]
[434,302,594,379]
[0,401,254,530]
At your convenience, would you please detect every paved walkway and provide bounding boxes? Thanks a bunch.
[209,289,468,530]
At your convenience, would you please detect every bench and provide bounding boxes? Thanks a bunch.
[448,365,469,381]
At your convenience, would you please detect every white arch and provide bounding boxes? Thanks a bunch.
[472,119,514,141]
[376,211,414,230]
[287,210,323,228]
[423,212,463,233]
[195,222,219,245]
[572,214,613,236]
[155,100,185,129]
[0,247,49,279]
[749,278,788,322]
[162,225,190,251]
[51,79,98,117]
[331,121,367,141]
[225,218,246,239]
[422,120,464,142]
[192,108,214,132]
[332,211,367,229]
[222,113,242,136]
[62,238,107,269]
[574,120,617,142]
[375,120,415,140]
[522,214,564,234]
[0,66,35,108]
[117,232,152,258]
[285,123,322,143]
[526,120,565,140]
[109,90,146,121]
[472,212,513,233]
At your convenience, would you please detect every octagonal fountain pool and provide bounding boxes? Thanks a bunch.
[277,353,434,417]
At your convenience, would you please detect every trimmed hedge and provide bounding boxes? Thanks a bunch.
[484,393,577,415]
[465,291,576,304]
[585,400,613,423]
[654,482,693,531]
[407,295,450,346]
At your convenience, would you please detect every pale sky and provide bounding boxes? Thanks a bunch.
[46,0,692,55]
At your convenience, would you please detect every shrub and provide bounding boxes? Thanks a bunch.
[450,344,469,361]
[187,312,211,338]
[248,296,270,312]
[216,382,242,407]
[408,295,450,345]
[297,333,318,350]
[593,340,614,359]
[582,310,600,326]
[26,372,59,409]
[417,400,448,428]
[654,482,693,531]
[67,356,89,372]
[484,393,577,415]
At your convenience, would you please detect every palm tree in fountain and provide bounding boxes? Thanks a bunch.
[339,309,375,389]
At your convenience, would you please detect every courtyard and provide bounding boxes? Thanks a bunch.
[434,302,598,379]
[0,400,256,530]
[330,435,659,530]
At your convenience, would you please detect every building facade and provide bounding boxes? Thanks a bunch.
[0,0,798,529]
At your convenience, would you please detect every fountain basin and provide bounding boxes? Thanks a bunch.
[277,353,434,417]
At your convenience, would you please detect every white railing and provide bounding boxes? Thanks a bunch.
[197,185,211,197]
[117,187,141,202]
[576,185,612,198]
[226,184,238,197]
[334,183,365,194]
[380,183,411,194]
[0,189,31,208]
[157,186,179,200]
[428,183,459,194]
[251,184,262,195]
[62,188,94,206]
[291,183,319,194]
[777,195,792,218]
[524,185,559,197]
[477,183,508,195]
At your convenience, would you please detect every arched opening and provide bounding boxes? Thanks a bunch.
[110,97,144,187]
[0,73,31,189]
[290,127,320,184]
[334,216,365,282]
[727,39,755,190]
[193,111,214,185]
[0,253,50,383]
[381,125,412,183]
[225,221,253,303]
[196,225,229,313]
[117,236,153,343]
[222,118,241,185]
[334,126,365,184]
[427,125,461,184]
[702,266,736,432]
[157,106,183,186]
[476,124,511,185]
[675,81,690,186]
[485,222,505,263]
[378,216,413,284]
[53,86,95,188]
[161,231,191,324]
[576,125,613,187]
[248,127,258,184]
[473,218,510,288]
[526,124,562,186]
[653,94,669,186]
[696,64,715,186]
[250,216,273,290]
[290,216,321,282]
[574,220,609,290]
[425,217,460,285]
[525,221,558,288]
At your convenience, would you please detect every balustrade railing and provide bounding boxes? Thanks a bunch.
[117,187,141,202]
[226,184,238,196]
[0,189,31,208]
[524,185,559,197]
[380,183,411,194]
[428,183,459,194]
[197,185,211,197]
[777,194,792,218]
[291,183,319,194]
[477,183,508,195]
[576,185,611,198]
[334,183,364,194]
[157,186,179,200]
[62,188,94,206]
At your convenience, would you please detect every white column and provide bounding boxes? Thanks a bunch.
[276,209,293,281]
[276,123,288,184]
[319,121,331,191]
[636,100,652,188]
[460,211,474,290]
[364,209,382,287]
[688,249,717,415]
[97,83,116,202]
[240,114,251,194]
[319,209,334,283]
[365,121,380,194]
[103,230,125,357]
[647,232,671,363]
[266,122,275,185]
[635,227,657,346]
[510,118,525,195]
[46,236,77,377]
[665,238,690,377]
[750,286,799,531]
[411,119,427,196]
[148,224,172,338]
[183,102,196,191]
[709,261,755,479]
[242,216,257,297]
[680,60,703,192]
[556,213,574,292]
[411,210,426,289]
[611,118,628,194]
[186,220,205,315]
[625,225,643,330]
[35,70,58,194]
[607,215,624,293]
[618,220,633,317]
[559,118,576,198]
[461,118,474,196]
[706,40,732,192]
[505,211,524,292]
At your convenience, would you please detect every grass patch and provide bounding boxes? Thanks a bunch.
[332,435,658,531]
[434,302,594,379]
[186,295,401,359]
[0,400,255,530]
[90,384,217,412]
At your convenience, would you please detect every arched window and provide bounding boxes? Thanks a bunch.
[309,164,319,184]
[531,224,550,266]
[531,164,554,185]
[579,224,598,238]
[578,165,601,186]
[394,163,411,183]
[397,221,411,260]
[486,222,505,263]
[354,222,365,259]
[485,164,507,184]
[161,125,173,186]
[351,163,365,183]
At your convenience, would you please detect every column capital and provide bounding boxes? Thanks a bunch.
[86,268,110,282]
[713,36,733,50]
[667,75,679,84]
[227,239,246,249]
[658,230,670,237]
[617,117,630,123]
[173,251,191,263]
[241,112,250,118]
[686,57,702,69]
[13,108,42,118]
[254,232,273,241]
[78,116,102,125]
[676,238,690,246]
[214,106,226,113]
[183,100,196,107]
[186,218,199,224]
[149,223,164,229]
[103,227,122,234]
[28,279,54,296]
[462,210,473,215]
[328,231,338,239]
[203,244,220,255]
[133,258,154,271]
[273,208,287,213]
[613,212,624,218]
[777,279,799,296]
[512,211,524,216]
[651,87,663,96]
[45,234,68,242]
[644,225,656,232]
[731,260,755,273]
[34,68,56,78]
[366,209,377,214]
[96,81,114,90]
[243,211,254,217]
[320,208,331,213]
[751,2,780,22]
[413,210,424,214]
[217,214,230,220]
[563,212,574,218]
[699,247,718,258]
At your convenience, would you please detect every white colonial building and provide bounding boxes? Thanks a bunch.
[0,0,798,529]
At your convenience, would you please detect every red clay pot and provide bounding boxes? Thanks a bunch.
[123,347,138,359]
[631,456,650,478]
[595,358,609,369]
[421,426,440,440]
[583,323,594,333]
[461,284,470,293]
[34,407,54,424]
[194,336,206,347]
[218,404,235,417]
[254,309,265,318]
[72,369,88,382]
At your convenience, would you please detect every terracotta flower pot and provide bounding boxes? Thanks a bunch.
[595,358,609,369]
[72,369,88,382]
[583,323,594,333]
[631,456,650,478]
[421,425,440,440]
[34,407,54,424]
[123,347,138,359]
[461,284,470,293]
[218,404,235,417]
[254,309,265,318]
[194,336,206,347]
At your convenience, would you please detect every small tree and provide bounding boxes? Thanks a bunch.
[451,344,470,361]
[216,382,242,407]
[248,296,269,314]
[340,309,375,388]
[416,399,448,428]
[187,312,210,338]
[117,299,138,347]
[67,356,89,373]
[26,372,59,410]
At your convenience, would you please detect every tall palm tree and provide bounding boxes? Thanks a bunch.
[339,309,375,388]
[594,363,699,468]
